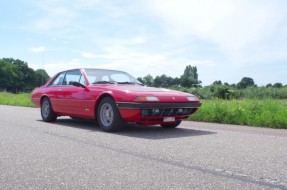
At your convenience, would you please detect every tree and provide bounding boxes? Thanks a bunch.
[273,82,283,88]
[224,82,230,86]
[154,74,170,87]
[143,75,154,86]
[137,77,144,84]
[213,80,222,85]
[180,65,200,88]
[35,69,50,87]
[266,83,272,88]
[0,58,50,93]
[210,84,230,99]
[237,77,255,89]
[183,65,198,80]
[0,59,13,91]
[5,58,32,92]
[172,77,181,87]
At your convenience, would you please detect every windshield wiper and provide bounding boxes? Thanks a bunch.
[117,82,135,85]
[92,81,116,84]
[118,82,144,85]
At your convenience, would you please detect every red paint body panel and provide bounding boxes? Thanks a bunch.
[31,68,201,126]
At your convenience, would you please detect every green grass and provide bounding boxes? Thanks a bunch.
[189,99,287,129]
[0,92,35,107]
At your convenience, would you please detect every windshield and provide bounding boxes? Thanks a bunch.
[84,69,142,85]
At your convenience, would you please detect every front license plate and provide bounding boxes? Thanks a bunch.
[163,117,175,122]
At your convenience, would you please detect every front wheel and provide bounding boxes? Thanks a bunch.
[97,97,123,132]
[161,120,182,128]
[41,97,57,122]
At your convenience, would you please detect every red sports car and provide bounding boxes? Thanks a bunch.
[31,68,201,132]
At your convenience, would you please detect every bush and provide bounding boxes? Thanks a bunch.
[241,86,287,99]
[189,99,287,129]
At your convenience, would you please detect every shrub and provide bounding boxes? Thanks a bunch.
[189,99,287,129]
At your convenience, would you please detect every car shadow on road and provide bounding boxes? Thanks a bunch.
[42,118,216,140]
[119,125,216,139]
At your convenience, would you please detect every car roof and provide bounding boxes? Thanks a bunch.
[58,68,126,73]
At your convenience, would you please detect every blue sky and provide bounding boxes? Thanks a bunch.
[1,0,287,86]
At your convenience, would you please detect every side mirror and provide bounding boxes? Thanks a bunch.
[71,81,86,88]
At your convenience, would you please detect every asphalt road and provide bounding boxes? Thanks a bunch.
[1,105,287,190]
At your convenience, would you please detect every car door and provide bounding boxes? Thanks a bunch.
[47,72,66,113]
[57,69,89,116]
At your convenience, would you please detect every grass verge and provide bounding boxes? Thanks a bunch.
[0,92,35,107]
[189,99,287,129]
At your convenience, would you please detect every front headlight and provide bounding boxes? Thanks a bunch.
[134,96,159,102]
[187,96,197,101]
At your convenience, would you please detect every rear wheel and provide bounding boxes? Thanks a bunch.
[161,120,182,128]
[97,97,123,132]
[41,97,57,122]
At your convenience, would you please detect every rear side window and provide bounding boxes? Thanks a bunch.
[50,72,66,86]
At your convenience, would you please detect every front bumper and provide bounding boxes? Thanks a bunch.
[116,102,201,109]
[116,101,201,125]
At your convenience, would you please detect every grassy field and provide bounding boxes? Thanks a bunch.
[190,99,287,129]
[1,92,287,129]
[0,92,35,107]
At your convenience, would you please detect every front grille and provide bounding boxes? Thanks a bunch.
[142,108,196,117]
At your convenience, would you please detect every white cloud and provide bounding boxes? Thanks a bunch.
[77,45,216,79]
[28,46,46,53]
[148,0,287,65]
[69,59,82,67]
[149,0,281,46]
[43,62,78,75]
[18,0,77,32]
[80,52,98,59]
[28,63,41,71]
[11,0,287,85]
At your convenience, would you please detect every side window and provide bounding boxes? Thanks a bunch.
[50,72,66,86]
[79,75,86,85]
[64,70,82,85]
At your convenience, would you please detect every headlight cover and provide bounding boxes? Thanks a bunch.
[187,96,197,101]
[134,96,159,102]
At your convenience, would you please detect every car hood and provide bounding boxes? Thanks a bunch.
[92,84,181,93]
[89,84,198,102]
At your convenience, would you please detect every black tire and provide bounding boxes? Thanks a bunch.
[41,97,57,122]
[161,120,182,128]
[97,97,123,132]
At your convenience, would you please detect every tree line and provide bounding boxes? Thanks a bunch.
[137,65,201,88]
[137,65,260,89]
[137,65,287,100]
[0,58,49,93]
